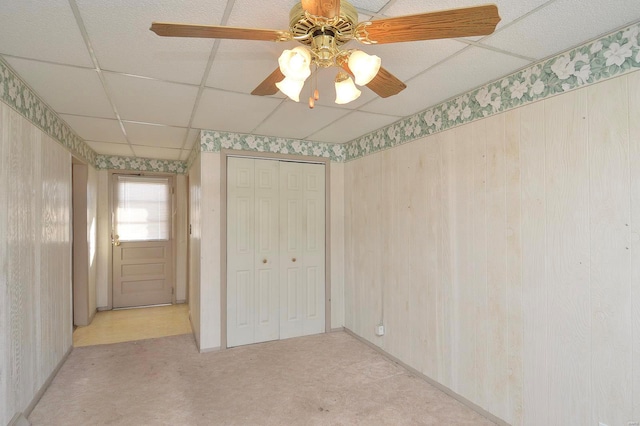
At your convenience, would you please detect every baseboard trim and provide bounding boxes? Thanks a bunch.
[330,327,345,332]
[8,412,30,426]
[97,306,110,312]
[23,344,73,420]
[175,299,186,304]
[343,328,509,426]
[199,346,220,354]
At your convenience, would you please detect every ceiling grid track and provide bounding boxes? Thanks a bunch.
[177,0,238,154]
[67,0,135,158]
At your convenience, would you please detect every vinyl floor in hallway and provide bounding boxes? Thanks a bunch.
[73,304,192,347]
[30,331,496,425]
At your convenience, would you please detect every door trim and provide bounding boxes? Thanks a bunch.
[220,149,332,350]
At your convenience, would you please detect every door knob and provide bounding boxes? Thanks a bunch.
[113,234,121,246]
[292,257,296,262]
[263,259,267,264]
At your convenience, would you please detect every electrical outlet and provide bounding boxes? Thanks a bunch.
[628,422,639,426]
[375,324,384,336]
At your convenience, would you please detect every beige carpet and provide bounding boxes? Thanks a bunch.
[29,332,495,425]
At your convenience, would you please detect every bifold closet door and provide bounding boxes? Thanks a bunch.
[279,161,325,339]
[227,157,326,347]
[227,157,280,347]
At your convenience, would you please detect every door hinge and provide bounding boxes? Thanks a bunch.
[189,224,192,235]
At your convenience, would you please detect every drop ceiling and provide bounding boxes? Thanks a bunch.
[1,0,639,162]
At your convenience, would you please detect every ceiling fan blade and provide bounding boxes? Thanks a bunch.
[150,22,291,42]
[339,60,406,98]
[301,0,341,19]
[251,68,285,96]
[355,5,500,44]
[365,67,407,98]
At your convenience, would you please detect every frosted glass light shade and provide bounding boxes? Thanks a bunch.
[276,77,305,102]
[348,50,381,86]
[278,47,312,81]
[334,73,361,104]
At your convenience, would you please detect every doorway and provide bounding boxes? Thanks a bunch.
[226,157,326,347]
[111,174,174,308]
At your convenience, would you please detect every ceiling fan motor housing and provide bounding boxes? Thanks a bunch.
[289,0,358,48]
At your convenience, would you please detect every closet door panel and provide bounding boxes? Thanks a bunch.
[280,162,305,339]
[227,157,256,347]
[253,159,280,343]
[303,164,326,335]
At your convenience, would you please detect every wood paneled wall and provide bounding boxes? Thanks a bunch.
[344,72,640,425]
[0,101,72,424]
[189,155,202,348]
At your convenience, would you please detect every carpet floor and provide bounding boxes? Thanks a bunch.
[29,332,495,425]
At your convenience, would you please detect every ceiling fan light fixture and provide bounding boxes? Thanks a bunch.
[278,46,312,81]
[348,50,381,86]
[334,72,361,104]
[276,77,305,102]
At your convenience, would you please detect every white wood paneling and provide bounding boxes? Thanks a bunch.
[485,114,509,420]
[188,155,202,347]
[588,77,633,425]
[519,100,548,426]
[344,71,640,425]
[470,119,488,410]
[504,108,523,425]
[630,71,640,423]
[330,163,345,329]
[200,153,222,350]
[1,101,72,425]
[438,130,455,389]
[545,89,591,425]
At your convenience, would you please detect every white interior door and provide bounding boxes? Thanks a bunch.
[112,175,173,308]
[279,161,325,339]
[227,158,325,347]
[227,158,280,347]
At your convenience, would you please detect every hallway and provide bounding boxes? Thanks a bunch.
[73,304,192,347]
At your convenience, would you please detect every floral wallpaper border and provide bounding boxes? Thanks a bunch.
[0,57,97,165]
[95,155,188,174]
[343,22,640,161]
[4,22,639,173]
[199,130,346,162]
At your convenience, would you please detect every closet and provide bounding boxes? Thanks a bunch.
[226,157,326,347]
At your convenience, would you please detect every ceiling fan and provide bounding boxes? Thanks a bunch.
[150,0,500,107]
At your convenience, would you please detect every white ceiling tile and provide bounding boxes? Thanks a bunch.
[361,38,468,81]
[132,145,182,160]
[123,123,187,149]
[483,0,640,60]
[226,0,293,29]
[383,0,553,34]
[5,57,115,119]
[104,73,198,127]
[59,115,126,143]
[75,0,224,84]
[184,129,200,152]
[205,0,296,93]
[86,141,134,157]
[0,0,93,67]
[205,39,294,94]
[192,89,283,133]
[361,46,531,117]
[308,111,402,143]
[351,1,390,14]
[253,102,347,140]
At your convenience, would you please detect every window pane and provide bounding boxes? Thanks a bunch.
[116,176,170,241]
